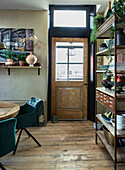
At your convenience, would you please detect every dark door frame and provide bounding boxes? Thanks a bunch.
[48,5,96,121]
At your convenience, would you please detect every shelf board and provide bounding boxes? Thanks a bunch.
[96,14,125,38]
[96,114,125,138]
[96,70,125,74]
[117,70,125,74]
[0,66,41,69]
[0,65,41,75]
[96,46,125,56]
[96,15,115,38]
[96,87,114,97]
[97,130,125,162]
[96,70,107,73]
[96,87,125,98]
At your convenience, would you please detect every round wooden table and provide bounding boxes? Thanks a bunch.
[0,101,20,121]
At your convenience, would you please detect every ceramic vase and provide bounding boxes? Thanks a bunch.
[26,51,37,67]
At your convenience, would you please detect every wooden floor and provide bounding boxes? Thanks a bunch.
[1,121,125,170]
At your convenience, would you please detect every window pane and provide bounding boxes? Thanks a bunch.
[56,42,72,46]
[56,48,68,63]
[69,43,84,63]
[90,13,94,29]
[69,64,83,80]
[55,41,84,81]
[69,49,83,63]
[56,64,67,80]
[54,10,86,27]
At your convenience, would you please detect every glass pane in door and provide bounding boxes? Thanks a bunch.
[69,64,83,80]
[56,48,68,63]
[69,48,84,63]
[56,64,67,80]
[55,42,84,81]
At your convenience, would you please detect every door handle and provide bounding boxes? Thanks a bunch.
[84,83,88,85]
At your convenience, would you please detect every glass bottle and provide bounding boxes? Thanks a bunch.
[105,1,112,20]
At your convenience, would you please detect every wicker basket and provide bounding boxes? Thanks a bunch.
[103,126,114,146]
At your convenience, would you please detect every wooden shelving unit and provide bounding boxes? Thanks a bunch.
[0,66,41,75]
[95,14,125,169]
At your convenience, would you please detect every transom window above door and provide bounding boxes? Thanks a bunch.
[54,10,86,27]
[56,42,84,81]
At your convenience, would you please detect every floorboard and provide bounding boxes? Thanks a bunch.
[1,121,125,170]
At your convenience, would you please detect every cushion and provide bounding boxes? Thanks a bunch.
[27,97,42,108]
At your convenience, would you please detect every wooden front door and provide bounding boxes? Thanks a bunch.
[51,38,88,119]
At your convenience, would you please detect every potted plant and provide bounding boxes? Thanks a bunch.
[90,14,105,43]
[91,0,125,74]
[17,53,26,66]
[112,0,125,45]
[3,46,14,63]
[112,0,125,20]
[106,0,125,68]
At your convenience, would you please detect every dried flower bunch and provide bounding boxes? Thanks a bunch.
[18,35,45,50]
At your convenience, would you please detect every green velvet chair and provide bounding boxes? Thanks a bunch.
[13,97,43,155]
[0,118,17,170]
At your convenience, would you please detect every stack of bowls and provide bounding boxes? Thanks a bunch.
[116,115,125,130]
[111,115,125,130]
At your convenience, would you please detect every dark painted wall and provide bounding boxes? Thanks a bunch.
[48,5,96,121]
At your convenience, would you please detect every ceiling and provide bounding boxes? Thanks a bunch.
[0,0,109,13]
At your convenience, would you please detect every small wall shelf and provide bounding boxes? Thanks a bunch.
[0,66,41,75]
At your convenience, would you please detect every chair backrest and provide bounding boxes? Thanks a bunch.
[26,97,43,125]
[17,97,44,128]
[0,118,17,157]
[27,97,42,108]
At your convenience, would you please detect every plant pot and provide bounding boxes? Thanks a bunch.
[19,61,25,66]
[6,59,14,63]
[99,43,107,51]
[117,28,125,45]
[26,51,37,67]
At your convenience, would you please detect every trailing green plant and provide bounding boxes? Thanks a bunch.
[93,14,105,27]
[3,46,15,59]
[90,14,105,43]
[102,68,113,80]
[90,25,97,43]
[106,27,115,66]
[102,0,125,77]
[17,53,26,61]
[98,39,104,44]
[112,0,125,20]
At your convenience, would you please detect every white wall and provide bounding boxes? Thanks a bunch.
[0,10,48,119]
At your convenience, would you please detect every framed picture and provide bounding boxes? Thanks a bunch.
[0,28,34,62]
